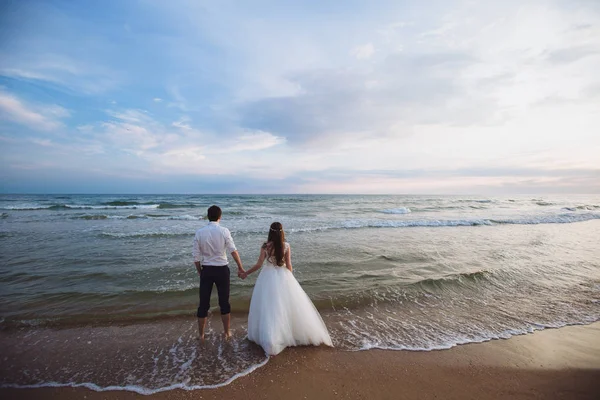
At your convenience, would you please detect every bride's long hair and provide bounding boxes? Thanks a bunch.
[263,222,285,266]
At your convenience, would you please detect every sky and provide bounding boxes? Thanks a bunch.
[0,0,599,194]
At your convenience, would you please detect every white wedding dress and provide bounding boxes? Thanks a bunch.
[247,243,333,355]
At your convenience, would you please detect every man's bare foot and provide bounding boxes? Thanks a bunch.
[224,331,232,340]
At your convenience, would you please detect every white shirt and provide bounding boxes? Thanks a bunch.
[193,221,237,266]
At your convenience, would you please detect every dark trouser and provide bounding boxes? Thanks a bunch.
[197,265,231,318]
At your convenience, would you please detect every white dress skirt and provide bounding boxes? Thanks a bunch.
[247,244,333,355]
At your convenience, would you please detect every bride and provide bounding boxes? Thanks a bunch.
[240,222,333,355]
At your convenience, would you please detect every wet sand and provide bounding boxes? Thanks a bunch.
[2,322,599,400]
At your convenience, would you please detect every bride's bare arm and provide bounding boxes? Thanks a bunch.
[285,244,292,272]
[244,247,266,277]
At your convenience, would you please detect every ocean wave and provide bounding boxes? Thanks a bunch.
[0,271,114,284]
[102,201,145,206]
[287,213,600,233]
[2,316,598,394]
[0,269,494,328]
[39,287,199,302]
[455,199,493,203]
[247,213,600,234]
[341,218,494,229]
[2,316,597,396]
[339,213,600,230]
[490,213,600,225]
[535,201,554,206]
[100,231,191,238]
[562,205,600,211]
[410,206,462,212]
[73,215,111,220]
[353,320,598,352]
[67,204,161,210]
[94,212,600,237]
[1,204,162,210]
[1,205,53,210]
[102,201,199,209]
[74,214,203,221]
[167,215,202,220]
[72,213,258,221]
[269,197,318,203]
[379,207,411,214]
[0,357,271,394]
[96,201,245,210]
[157,202,200,209]
[417,270,490,286]
[142,214,203,221]
[0,272,49,283]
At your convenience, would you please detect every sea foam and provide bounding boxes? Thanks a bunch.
[379,207,411,214]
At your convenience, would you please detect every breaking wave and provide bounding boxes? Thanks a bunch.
[379,207,411,214]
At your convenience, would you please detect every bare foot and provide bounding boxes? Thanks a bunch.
[224,331,232,340]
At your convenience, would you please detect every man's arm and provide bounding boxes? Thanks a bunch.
[223,228,243,272]
[231,250,244,273]
[193,233,202,275]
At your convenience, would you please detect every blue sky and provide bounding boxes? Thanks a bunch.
[1,0,599,194]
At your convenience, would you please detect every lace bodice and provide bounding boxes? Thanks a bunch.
[265,242,290,267]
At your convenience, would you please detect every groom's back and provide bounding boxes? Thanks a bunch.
[194,222,236,266]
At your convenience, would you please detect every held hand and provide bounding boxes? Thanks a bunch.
[237,268,246,279]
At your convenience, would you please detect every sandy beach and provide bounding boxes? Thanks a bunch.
[2,322,599,400]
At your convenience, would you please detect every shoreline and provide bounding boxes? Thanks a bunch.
[2,322,599,400]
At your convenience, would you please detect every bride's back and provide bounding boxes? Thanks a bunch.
[263,241,288,267]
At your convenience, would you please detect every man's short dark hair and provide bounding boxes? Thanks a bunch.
[207,205,222,222]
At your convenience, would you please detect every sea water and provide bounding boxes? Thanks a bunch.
[1,194,599,392]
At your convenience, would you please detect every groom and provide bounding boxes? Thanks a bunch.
[193,205,244,339]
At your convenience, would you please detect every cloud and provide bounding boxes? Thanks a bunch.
[351,43,375,60]
[583,83,600,98]
[545,46,600,64]
[233,0,600,152]
[166,86,188,111]
[172,119,192,130]
[30,138,53,147]
[107,109,153,124]
[0,68,63,85]
[154,146,206,169]
[100,121,161,152]
[66,108,285,175]
[238,51,500,146]
[0,1,124,95]
[0,57,120,95]
[221,131,285,153]
[285,166,600,194]
[2,0,600,193]
[0,89,70,131]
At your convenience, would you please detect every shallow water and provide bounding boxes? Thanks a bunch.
[1,194,599,391]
